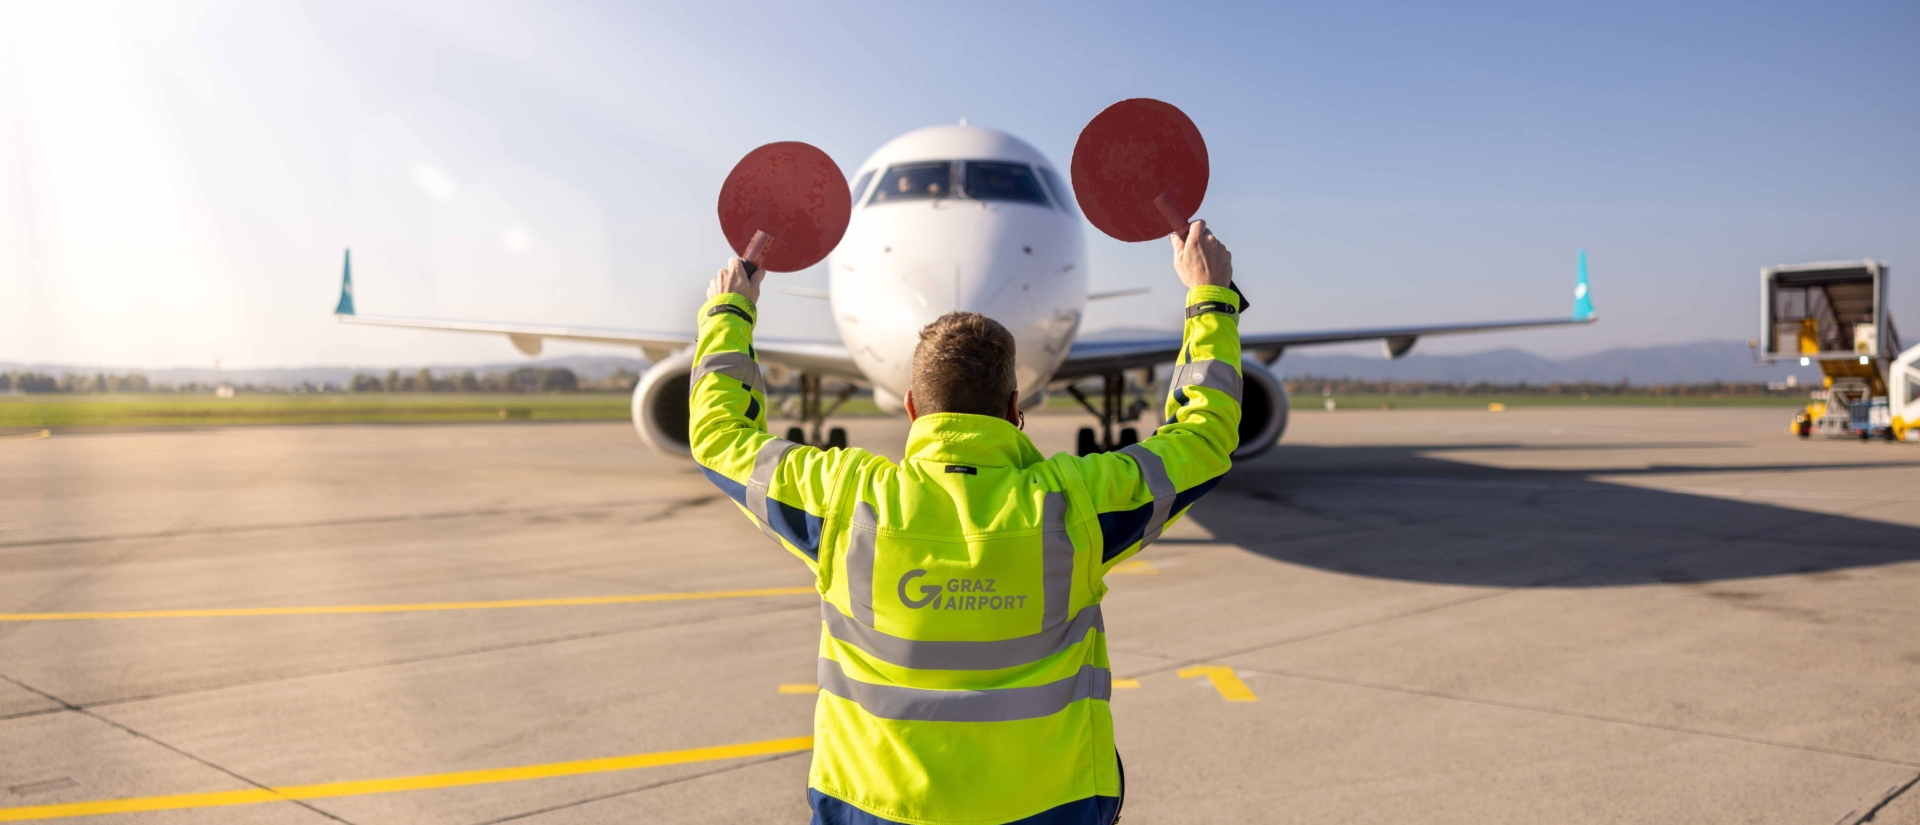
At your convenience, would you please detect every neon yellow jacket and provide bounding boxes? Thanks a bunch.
[689,285,1242,825]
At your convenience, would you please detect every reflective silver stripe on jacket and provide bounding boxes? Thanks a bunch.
[821,603,1105,671]
[745,438,797,548]
[1042,492,1075,630]
[691,351,761,391]
[1119,444,1176,548]
[816,658,1112,722]
[846,502,879,627]
[1169,358,1241,403]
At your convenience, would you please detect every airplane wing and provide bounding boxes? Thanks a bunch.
[331,251,862,380]
[1054,252,1600,381]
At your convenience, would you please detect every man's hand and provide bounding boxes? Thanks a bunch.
[1170,220,1233,290]
[706,257,764,304]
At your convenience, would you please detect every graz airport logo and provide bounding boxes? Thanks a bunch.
[897,569,1030,611]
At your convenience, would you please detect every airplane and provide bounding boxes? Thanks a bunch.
[335,124,1597,459]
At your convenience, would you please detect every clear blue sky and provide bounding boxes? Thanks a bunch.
[3,0,1915,368]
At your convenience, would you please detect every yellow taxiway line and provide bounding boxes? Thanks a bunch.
[781,679,1142,693]
[0,429,50,442]
[0,586,816,621]
[0,735,813,821]
[1179,665,1258,702]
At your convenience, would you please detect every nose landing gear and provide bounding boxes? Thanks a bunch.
[1067,371,1152,456]
[781,373,854,449]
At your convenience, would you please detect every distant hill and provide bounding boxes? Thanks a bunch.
[3,341,1826,387]
[1271,340,1821,384]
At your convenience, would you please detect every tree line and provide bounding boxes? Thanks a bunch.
[2,372,151,393]
[345,367,638,393]
[0,368,638,394]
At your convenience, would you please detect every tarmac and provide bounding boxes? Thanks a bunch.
[2,407,1917,824]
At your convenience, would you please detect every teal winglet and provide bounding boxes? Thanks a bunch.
[334,249,355,316]
[1572,249,1595,320]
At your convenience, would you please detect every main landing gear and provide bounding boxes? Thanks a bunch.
[782,372,853,450]
[1066,371,1154,456]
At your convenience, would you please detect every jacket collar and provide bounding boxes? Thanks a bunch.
[904,413,1046,469]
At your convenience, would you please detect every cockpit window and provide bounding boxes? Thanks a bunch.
[870,162,952,203]
[850,169,876,203]
[964,162,1049,206]
[1036,167,1077,217]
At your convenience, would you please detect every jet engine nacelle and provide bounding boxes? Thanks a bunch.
[633,349,695,457]
[1232,359,1288,459]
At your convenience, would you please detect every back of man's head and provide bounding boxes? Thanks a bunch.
[911,312,1017,418]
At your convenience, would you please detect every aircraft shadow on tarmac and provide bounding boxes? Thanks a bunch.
[1181,444,1920,588]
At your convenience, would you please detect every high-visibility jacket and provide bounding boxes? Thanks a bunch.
[689,285,1243,825]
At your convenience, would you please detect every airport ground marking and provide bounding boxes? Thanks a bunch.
[0,429,50,442]
[0,492,719,551]
[1179,665,1258,702]
[1245,664,1920,769]
[1111,560,1159,575]
[782,679,1140,693]
[0,735,815,822]
[0,586,817,621]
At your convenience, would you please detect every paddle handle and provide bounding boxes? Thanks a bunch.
[740,230,774,277]
[1153,194,1188,235]
[1154,194,1249,312]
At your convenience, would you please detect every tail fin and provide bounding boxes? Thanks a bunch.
[1572,249,1595,320]
[334,249,355,316]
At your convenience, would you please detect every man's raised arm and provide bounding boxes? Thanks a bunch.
[689,259,861,576]
[1065,221,1243,574]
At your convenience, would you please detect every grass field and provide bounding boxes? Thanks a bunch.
[0,390,1810,431]
[0,394,633,429]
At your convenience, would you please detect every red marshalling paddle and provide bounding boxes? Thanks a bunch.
[716,141,852,276]
[1070,98,1248,308]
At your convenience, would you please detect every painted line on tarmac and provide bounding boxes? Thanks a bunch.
[1298,474,1920,503]
[783,679,1142,693]
[0,587,817,621]
[0,429,50,442]
[0,735,814,822]
[1179,666,1258,702]
[0,493,719,550]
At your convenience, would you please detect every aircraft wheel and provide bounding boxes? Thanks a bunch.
[1076,427,1099,457]
[786,426,807,446]
[1118,427,1139,448]
[827,427,848,450]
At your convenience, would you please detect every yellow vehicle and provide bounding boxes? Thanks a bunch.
[1753,260,1911,441]
[1892,343,1920,442]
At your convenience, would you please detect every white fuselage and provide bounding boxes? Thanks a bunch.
[827,126,1088,413]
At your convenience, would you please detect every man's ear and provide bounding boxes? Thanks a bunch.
[904,390,917,422]
[1007,390,1021,423]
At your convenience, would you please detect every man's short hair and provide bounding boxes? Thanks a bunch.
[911,312,1017,417]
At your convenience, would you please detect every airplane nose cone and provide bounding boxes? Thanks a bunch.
[830,200,1086,402]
